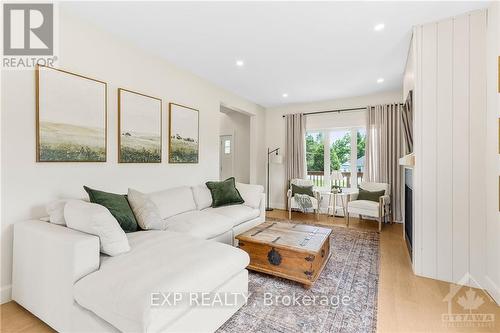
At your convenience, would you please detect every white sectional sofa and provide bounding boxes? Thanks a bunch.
[12,182,265,333]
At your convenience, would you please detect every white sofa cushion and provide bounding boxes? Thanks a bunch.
[206,205,260,227]
[236,182,264,209]
[127,188,163,230]
[191,184,213,210]
[163,210,233,239]
[64,200,130,256]
[148,186,196,219]
[73,231,249,333]
[45,199,68,225]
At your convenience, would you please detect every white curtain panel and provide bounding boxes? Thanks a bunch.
[285,113,306,206]
[365,104,404,222]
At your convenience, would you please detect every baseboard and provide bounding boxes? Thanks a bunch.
[0,284,12,304]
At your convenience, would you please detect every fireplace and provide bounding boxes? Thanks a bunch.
[404,168,413,259]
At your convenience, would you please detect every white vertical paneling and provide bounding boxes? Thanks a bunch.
[414,9,488,287]
[412,26,423,274]
[436,19,454,282]
[468,10,487,286]
[421,23,438,278]
[485,1,500,304]
[452,14,470,283]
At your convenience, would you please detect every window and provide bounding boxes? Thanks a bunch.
[329,130,350,173]
[306,132,324,186]
[224,140,231,154]
[306,127,365,189]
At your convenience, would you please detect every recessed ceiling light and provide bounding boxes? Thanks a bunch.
[377,78,384,83]
[235,60,244,67]
[282,93,288,98]
[374,23,385,32]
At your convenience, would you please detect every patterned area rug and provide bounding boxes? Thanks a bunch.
[218,219,380,333]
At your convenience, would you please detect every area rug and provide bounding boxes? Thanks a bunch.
[218,219,380,333]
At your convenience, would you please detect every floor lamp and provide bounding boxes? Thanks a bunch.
[266,147,282,211]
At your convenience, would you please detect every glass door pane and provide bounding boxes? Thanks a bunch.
[306,132,324,186]
[329,130,351,188]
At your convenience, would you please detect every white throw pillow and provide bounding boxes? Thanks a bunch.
[148,186,197,219]
[191,184,213,210]
[46,199,68,225]
[127,188,164,230]
[64,200,130,256]
[236,182,264,209]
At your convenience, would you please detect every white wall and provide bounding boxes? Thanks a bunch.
[412,9,490,290]
[0,8,266,303]
[219,107,251,183]
[485,2,500,304]
[265,91,402,209]
[403,36,415,101]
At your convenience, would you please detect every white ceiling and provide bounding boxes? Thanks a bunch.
[64,1,490,107]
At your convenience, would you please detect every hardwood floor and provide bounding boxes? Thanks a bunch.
[0,301,52,333]
[268,210,500,333]
[1,210,499,333]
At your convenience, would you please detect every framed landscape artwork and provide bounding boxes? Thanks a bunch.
[169,103,199,163]
[36,65,107,162]
[118,89,162,163]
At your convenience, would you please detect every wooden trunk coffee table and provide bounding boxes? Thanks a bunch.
[236,221,332,288]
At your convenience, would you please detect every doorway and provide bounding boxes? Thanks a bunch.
[220,135,234,180]
[219,106,251,182]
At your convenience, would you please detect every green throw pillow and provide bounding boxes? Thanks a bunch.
[205,177,244,208]
[83,186,139,232]
[357,187,385,202]
[291,184,314,197]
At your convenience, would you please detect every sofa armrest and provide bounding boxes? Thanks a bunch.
[12,220,100,331]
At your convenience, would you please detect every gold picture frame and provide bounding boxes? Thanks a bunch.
[36,65,107,162]
[118,88,162,163]
[168,103,199,164]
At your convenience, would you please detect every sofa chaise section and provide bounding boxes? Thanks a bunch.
[74,231,249,332]
[12,220,249,333]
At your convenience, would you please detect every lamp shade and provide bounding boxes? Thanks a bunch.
[331,170,344,181]
[271,154,283,164]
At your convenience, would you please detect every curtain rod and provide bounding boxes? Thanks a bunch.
[281,103,404,118]
[281,107,366,118]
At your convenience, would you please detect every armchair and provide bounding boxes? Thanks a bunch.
[287,179,321,220]
[346,182,390,231]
